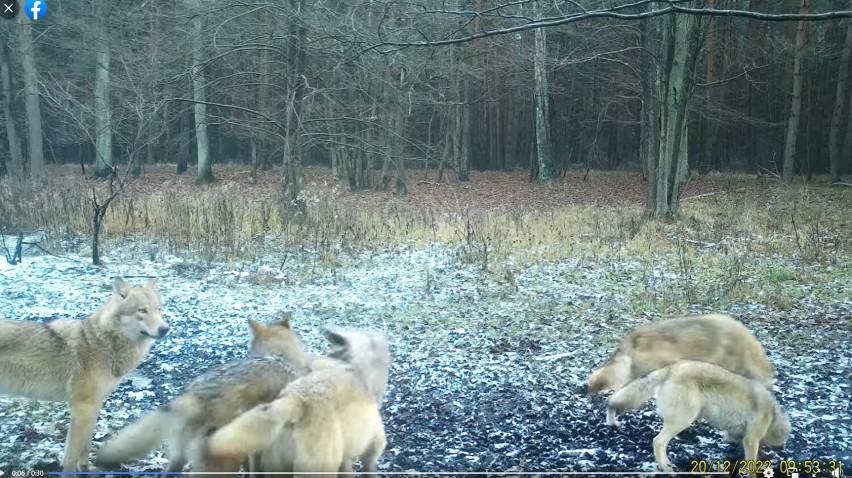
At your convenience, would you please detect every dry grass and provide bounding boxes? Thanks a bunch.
[1,165,849,276]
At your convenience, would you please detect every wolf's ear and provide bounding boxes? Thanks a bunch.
[145,278,158,290]
[278,312,292,329]
[248,319,265,336]
[112,277,130,298]
[323,328,349,348]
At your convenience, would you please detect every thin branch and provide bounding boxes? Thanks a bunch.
[360,6,852,54]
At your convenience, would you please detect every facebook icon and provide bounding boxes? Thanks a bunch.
[23,0,45,20]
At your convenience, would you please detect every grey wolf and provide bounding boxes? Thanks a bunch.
[206,328,391,477]
[607,360,790,476]
[0,277,169,471]
[587,314,774,393]
[95,315,308,474]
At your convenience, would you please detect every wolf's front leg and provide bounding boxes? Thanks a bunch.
[605,407,621,427]
[740,436,761,478]
[63,399,101,471]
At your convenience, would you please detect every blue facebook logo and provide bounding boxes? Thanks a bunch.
[23,0,45,20]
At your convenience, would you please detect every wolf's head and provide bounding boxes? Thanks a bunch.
[763,404,792,447]
[111,277,169,341]
[323,327,391,402]
[248,313,310,369]
[587,351,632,393]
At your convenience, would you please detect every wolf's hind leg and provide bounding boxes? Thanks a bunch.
[358,428,387,475]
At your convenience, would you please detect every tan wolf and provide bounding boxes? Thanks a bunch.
[587,314,774,393]
[607,360,791,477]
[95,315,310,474]
[0,277,169,472]
[206,328,391,478]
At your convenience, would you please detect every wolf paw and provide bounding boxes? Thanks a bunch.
[605,408,621,427]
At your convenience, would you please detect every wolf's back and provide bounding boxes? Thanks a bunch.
[591,314,773,392]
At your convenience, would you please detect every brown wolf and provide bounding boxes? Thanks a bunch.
[95,315,308,474]
[607,360,791,477]
[587,314,774,393]
[0,277,169,471]
[206,329,391,477]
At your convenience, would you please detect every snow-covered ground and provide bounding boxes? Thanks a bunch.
[0,242,849,475]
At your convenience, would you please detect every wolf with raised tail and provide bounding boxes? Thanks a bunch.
[206,328,391,478]
[95,315,310,475]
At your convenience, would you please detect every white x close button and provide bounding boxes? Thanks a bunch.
[0,0,19,19]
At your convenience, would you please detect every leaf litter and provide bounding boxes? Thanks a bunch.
[0,241,849,475]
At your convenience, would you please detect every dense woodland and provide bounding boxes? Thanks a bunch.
[2,0,852,218]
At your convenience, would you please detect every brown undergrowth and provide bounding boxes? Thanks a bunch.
[1,165,849,275]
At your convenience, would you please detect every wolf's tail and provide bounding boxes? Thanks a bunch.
[95,406,174,468]
[606,368,664,414]
[207,394,306,459]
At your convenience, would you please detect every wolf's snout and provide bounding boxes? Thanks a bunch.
[156,325,170,338]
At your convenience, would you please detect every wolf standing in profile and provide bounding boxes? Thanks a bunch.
[95,315,311,474]
[0,277,169,472]
[206,329,391,478]
[587,314,774,393]
[606,360,790,477]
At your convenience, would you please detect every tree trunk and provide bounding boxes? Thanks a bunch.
[250,138,258,184]
[456,72,470,182]
[257,33,271,172]
[702,0,720,172]
[648,12,700,217]
[640,15,660,194]
[17,14,45,179]
[0,39,22,178]
[92,208,104,266]
[439,100,453,182]
[461,99,471,182]
[192,11,213,185]
[393,109,407,196]
[281,91,304,212]
[281,0,306,211]
[782,0,811,186]
[663,13,699,215]
[844,79,852,175]
[829,9,852,182]
[92,9,114,179]
[532,1,555,181]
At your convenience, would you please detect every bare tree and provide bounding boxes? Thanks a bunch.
[92,1,114,179]
[0,38,22,178]
[782,0,811,186]
[192,3,213,185]
[646,12,701,217]
[532,0,556,182]
[17,14,45,179]
[829,6,852,182]
[281,0,307,211]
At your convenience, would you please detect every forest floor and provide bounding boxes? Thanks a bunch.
[0,166,850,476]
